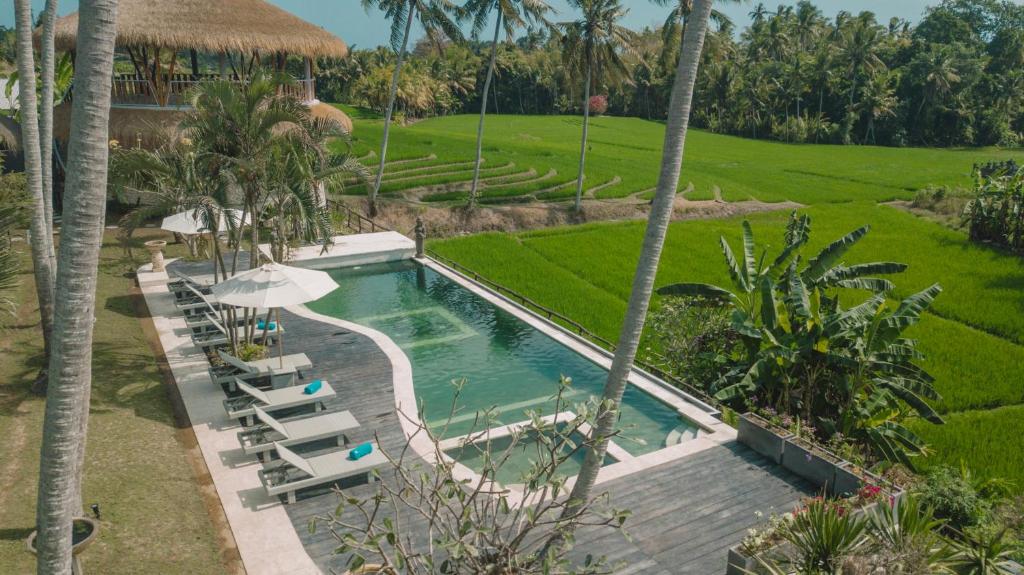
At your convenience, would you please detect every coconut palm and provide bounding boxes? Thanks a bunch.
[552,0,716,543]
[839,14,886,109]
[362,0,462,217]
[39,0,59,274]
[558,0,634,212]
[463,0,552,208]
[650,0,735,72]
[34,0,119,572]
[13,0,57,390]
[854,69,898,144]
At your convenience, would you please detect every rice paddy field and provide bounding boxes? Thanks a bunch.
[389,111,1024,488]
[336,107,1022,206]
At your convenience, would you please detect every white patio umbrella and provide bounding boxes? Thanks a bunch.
[161,208,248,235]
[210,263,339,366]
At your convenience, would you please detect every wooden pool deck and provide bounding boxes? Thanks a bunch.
[271,306,813,574]
[162,257,813,574]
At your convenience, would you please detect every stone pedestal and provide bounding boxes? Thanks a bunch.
[144,240,167,272]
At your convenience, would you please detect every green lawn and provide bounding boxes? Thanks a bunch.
[339,111,1023,205]
[429,200,1024,484]
[0,229,230,573]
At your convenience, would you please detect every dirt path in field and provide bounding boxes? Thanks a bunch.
[345,192,802,237]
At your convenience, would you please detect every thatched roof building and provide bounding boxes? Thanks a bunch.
[47,0,353,149]
[44,0,348,59]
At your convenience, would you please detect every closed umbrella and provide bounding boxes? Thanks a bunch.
[161,208,247,235]
[211,263,338,366]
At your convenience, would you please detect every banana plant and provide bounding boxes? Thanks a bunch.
[657,215,944,464]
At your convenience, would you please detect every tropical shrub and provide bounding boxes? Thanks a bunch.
[588,95,608,116]
[657,213,944,465]
[964,164,1024,253]
[915,466,991,532]
[236,343,268,362]
[644,296,741,394]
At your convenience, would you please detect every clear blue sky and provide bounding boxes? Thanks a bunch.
[5,1,949,50]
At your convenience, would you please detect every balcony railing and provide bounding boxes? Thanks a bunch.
[66,73,315,107]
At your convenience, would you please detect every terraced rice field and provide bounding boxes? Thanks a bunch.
[334,107,1024,487]
[334,106,1022,206]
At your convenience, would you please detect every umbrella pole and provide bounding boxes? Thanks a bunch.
[277,308,284,369]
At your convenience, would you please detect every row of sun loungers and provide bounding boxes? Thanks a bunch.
[169,271,385,504]
[223,373,384,503]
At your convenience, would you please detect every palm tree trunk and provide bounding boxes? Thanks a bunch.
[40,0,59,275]
[14,0,57,378]
[468,11,503,208]
[35,1,119,572]
[369,7,415,218]
[553,0,714,544]
[573,63,592,212]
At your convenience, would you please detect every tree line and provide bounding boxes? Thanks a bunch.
[318,0,1024,148]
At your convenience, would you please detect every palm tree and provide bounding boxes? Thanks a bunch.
[558,0,634,212]
[13,0,57,391]
[854,70,897,144]
[263,118,369,262]
[553,0,716,541]
[184,74,365,344]
[463,0,552,208]
[749,2,768,24]
[651,0,734,71]
[34,0,119,572]
[39,0,59,275]
[839,14,885,109]
[183,72,309,273]
[362,0,462,217]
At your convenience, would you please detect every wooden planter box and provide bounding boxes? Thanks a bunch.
[738,413,792,464]
[781,437,841,493]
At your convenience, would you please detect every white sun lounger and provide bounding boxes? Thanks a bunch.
[168,270,211,292]
[185,309,268,334]
[223,379,335,426]
[191,312,283,350]
[238,406,360,462]
[258,442,386,503]
[209,349,312,390]
[171,277,212,303]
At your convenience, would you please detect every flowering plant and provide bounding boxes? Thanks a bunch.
[588,95,608,115]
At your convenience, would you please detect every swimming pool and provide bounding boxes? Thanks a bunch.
[307,260,700,461]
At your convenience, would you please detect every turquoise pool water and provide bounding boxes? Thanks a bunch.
[307,260,697,457]
[443,425,616,485]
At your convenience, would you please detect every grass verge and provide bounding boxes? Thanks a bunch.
[0,227,232,573]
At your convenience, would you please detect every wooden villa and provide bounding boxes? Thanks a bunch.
[42,0,352,149]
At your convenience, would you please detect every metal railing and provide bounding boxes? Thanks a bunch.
[329,200,391,234]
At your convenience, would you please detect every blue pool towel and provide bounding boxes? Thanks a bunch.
[303,380,322,394]
[349,442,373,461]
[257,320,277,330]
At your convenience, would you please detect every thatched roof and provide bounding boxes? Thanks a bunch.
[45,0,348,59]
